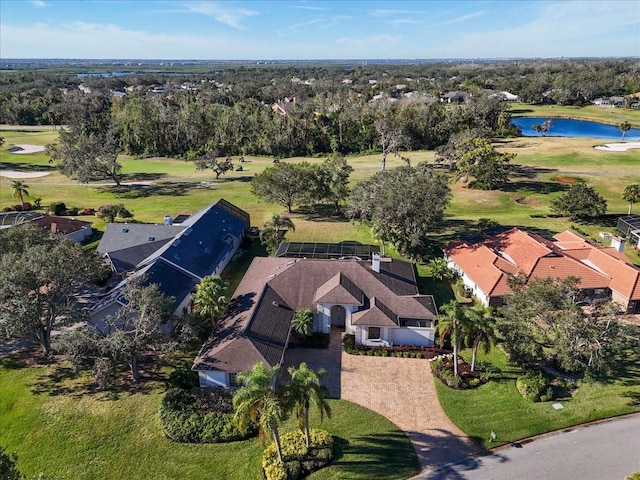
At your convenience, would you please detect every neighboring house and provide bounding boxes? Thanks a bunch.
[271,97,296,116]
[617,215,640,248]
[193,252,438,387]
[91,199,250,323]
[440,91,471,104]
[444,228,640,314]
[489,91,520,102]
[31,215,93,243]
[592,96,625,107]
[0,212,92,243]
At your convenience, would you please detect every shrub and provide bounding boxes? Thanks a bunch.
[167,369,199,390]
[262,429,333,480]
[342,334,355,353]
[11,202,33,211]
[80,207,96,215]
[159,387,253,443]
[49,202,66,215]
[66,207,80,216]
[1,207,11,213]
[516,372,551,402]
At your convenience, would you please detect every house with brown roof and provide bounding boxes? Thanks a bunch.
[444,228,640,314]
[271,97,296,116]
[31,215,93,243]
[192,253,438,387]
[440,91,471,104]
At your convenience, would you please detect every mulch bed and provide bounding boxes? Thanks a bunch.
[431,356,488,389]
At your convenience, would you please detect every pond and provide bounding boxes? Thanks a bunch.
[512,117,640,141]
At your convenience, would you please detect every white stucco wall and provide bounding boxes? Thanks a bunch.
[446,258,490,307]
[65,226,93,243]
[315,303,358,334]
[198,370,229,387]
[392,327,434,346]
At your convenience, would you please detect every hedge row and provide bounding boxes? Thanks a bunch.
[159,387,255,443]
[342,334,448,359]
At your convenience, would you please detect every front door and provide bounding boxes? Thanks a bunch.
[331,305,346,328]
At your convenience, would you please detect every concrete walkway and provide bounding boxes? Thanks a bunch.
[283,330,482,474]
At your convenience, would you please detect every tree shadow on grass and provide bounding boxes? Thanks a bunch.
[326,431,419,479]
[0,161,55,172]
[99,182,201,198]
[501,180,568,195]
[296,204,350,223]
[623,391,640,407]
[120,172,167,182]
[218,175,253,183]
[28,355,163,399]
[510,164,558,179]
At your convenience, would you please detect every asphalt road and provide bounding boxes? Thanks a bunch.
[422,414,640,480]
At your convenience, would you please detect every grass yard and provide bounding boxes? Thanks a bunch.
[435,346,640,450]
[0,355,418,480]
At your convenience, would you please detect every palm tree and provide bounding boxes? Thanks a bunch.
[463,305,497,372]
[261,213,296,256]
[233,362,286,463]
[264,213,296,241]
[292,309,313,338]
[192,275,228,326]
[286,363,331,448]
[11,180,29,207]
[620,121,632,141]
[622,184,640,214]
[435,300,468,377]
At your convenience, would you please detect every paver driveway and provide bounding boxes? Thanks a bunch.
[284,330,482,474]
[341,354,482,473]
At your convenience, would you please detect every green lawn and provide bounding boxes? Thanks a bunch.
[0,356,418,480]
[434,346,640,449]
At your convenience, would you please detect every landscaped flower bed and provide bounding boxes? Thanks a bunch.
[342,334,450,359]
[431,356,488,389]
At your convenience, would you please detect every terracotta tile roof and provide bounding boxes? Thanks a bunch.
[531,256,609,289]
[489,228,553,275]
[444,242,509,297]
[446,228,640,303]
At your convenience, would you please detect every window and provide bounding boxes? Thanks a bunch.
[368,327,381,340]
[228,373,237,387]
[400,319,432,328]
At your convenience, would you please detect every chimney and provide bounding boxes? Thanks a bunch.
[50,222,57,233]
[610,235,625,252]
[163,215,173,226]
[372,252,380,273]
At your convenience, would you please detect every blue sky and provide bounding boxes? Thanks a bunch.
[1,0,639,59]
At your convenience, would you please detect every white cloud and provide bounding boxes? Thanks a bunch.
[293,5,325,11]
[277,19,323,36]
[182,1,258,29]
[428,1,640,58]
[30,0,49,7]
[0,21,224,59]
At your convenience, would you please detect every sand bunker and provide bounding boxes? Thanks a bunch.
[0,170,50,179]
[594,142,640,152]
[7,144,46,154]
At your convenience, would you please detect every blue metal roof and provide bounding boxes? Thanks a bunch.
[160,201,248,279]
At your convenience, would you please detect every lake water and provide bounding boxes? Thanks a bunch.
[512,117,640,141]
